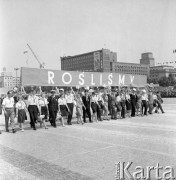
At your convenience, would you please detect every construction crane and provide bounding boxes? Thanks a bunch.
[27,43,45,69]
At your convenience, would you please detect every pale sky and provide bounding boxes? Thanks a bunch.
[0,0,176,76]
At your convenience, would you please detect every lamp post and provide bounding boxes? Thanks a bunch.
[14,68,19,87]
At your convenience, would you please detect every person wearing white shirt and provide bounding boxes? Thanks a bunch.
[38,93,48,129]
[96,91,103,121]
[27,90,39,130]
[16,95,28,132]
[2,90,16,133]
[90,92,98,122]
[120,90,126,119]
[65,89,74,125]
[141,90,148,116]
[58,93,68,127]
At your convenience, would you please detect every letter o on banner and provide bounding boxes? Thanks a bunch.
[62,72,72,85]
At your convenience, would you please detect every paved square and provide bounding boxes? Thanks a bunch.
[0,98,176,180]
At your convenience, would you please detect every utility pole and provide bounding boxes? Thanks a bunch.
[14,68,19,87]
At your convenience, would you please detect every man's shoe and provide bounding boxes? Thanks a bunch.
[6,129,9,132]
[12,129,16,133]
[89,121,93,123]
[33,127,37,130]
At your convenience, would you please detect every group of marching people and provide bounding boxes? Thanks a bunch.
[0,86,165,134]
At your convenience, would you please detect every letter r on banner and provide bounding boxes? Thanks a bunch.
[48,71,54,84]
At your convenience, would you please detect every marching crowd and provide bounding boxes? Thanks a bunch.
[0,86,165,134]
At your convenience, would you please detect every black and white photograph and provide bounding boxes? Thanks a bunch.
[0,0,176,179]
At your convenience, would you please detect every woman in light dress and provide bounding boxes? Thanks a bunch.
[38,93,48,129]
[74,93,85,125]
[58,93,69,127]
[16,95,28,132]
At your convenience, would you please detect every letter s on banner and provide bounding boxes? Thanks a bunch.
[108,73,113,85]
[62,72,72,85]
[48,71,55,84]
[79,73,84,85]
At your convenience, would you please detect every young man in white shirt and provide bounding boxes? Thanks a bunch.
[65,88,74,125]
[2,90,16,133]
[27,90,39,130]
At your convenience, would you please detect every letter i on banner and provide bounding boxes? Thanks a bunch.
[100,74,102,86]
[91,74,95,86]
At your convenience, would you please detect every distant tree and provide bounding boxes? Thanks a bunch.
[168,74,176,86]
[158,77,170,87]
[147,77,158,84]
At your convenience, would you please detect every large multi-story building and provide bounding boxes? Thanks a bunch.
[140,52,155,67]
[61,49,149,76]
[0,72,21,88]
[61,49,117,72]
[150,65,176,81]
[111,62,149,76]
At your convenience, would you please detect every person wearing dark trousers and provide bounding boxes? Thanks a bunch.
[110,92,117,119]
[130,88,137,117]
[47,90,58,127]
[148,91,154,114]
[82,90,92,123]
[0,97,3,115]
[28,90,39,130]
[96,92,103,121]
[120,100,126,119]
[141,89,148,116]
[156,91,165,113]
[120,90,126,119]
[65,89,74,125]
